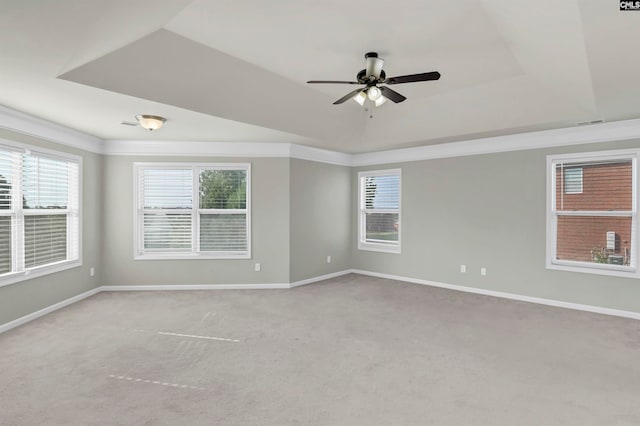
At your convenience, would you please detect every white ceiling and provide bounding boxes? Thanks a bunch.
[1,0,639,153]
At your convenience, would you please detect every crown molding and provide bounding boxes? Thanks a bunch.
[3,104,640,167]
[0,104,103,154]
[288,143,352,166]
[102,139,292,158]
[351,119,640,166]
[102,139,353,166]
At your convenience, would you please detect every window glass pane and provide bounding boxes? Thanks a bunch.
[199,170,247,209]
[556,216,632,265]
[143,169,192,209]
[200,214,247,251]
[24,214,67,268]
[0,216,11,273]
[555,160,632,211]
[365,213,399,243]
[564,168,582,194]
[22,155,69,209]
[143,213,192,251]
[0,150,13,210]
[364,175,399,210]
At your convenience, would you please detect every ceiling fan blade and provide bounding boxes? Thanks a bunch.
[379,86,406,103]
[385,71,441,85]
[120,121,138,127]
[333,88,365,105]
[307,80,360,85]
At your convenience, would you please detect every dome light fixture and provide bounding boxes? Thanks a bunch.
[374,96,387,107]
[367,86,382,101]
[135,115,166,131]
[353,91,367,106]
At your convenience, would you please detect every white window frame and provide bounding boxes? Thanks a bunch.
[358,168,401,254]
[134,162,251,260]
[0,139,82,288]
[546,149,639,278]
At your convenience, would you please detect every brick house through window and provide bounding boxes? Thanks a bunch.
[555,160,632,265]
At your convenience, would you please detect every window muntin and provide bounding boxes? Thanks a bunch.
[548,152,637,276]
[0,144,81,286]
[358,169,401,253]
[135,163,250,259]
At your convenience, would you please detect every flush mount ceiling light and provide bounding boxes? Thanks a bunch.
[135,114,166,131]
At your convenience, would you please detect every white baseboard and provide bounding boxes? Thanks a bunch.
[0,287,102,334]
[351,269,640,321]
[101,269,353,291]
[3,268,639,335]
[289,270,352,288]
[100,283,290,291]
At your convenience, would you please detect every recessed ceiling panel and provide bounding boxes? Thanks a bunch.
[59,29,360,145]
[166,0,523,99]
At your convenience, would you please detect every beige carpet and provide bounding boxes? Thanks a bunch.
[0,274,639,425]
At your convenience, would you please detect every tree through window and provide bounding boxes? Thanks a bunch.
[135,163,250,259]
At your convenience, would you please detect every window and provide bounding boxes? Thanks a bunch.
[547,150,637,277]
[358,169,401,253]
[134,163,250,259]
[564,167,583,194]
[0,143,81,286]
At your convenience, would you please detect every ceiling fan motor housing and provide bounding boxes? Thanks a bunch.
[364,51,384,80]
[357,69,386,84]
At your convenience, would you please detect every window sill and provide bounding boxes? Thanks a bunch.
[135,252,251,260]
[0,259,82,288]
[358,242,401,254]
[547,261,639,278]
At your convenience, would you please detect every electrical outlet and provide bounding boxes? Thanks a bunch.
[460,264,466,273]
[327,255,331,264]
[90,267,95,277]
[480,267,487,276]
[255,263,261,272]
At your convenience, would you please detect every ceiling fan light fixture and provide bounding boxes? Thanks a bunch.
[367,86,382,101]
[307,51,440,106]
[135,114,166,131]
[353,91,367,105]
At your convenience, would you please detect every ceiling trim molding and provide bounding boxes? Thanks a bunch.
[288,144,352,166]
[3,104,640,167]
[103,139,353,165]
[351,119,640,166]
[103,140,292,158]
[0,104,103,154]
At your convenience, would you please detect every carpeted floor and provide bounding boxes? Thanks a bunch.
[0,273,639,425]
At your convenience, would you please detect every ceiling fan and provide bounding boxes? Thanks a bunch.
[307,52,440,106]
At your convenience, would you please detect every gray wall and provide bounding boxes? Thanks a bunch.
[289,159,351,282]
[101,155,290,285]
[352,139,640,313]
[0,129,102,325]
[3,129,640,326]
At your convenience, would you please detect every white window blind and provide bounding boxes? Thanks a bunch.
[135,163,250,259]
[358,169,401,253]
[198,169,248,253]
[564,167,583,194]
[0,149,14,275]
[139,168,193,252]
[0,145,80,285]
[548,152,637,276]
